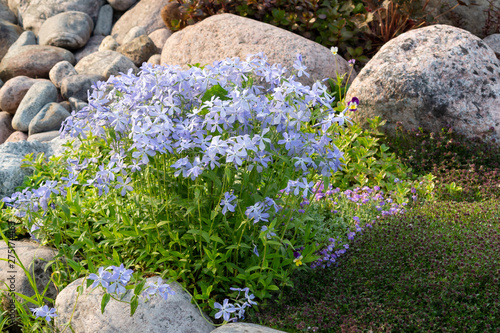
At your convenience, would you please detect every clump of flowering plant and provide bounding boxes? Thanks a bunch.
[1,52,357,321]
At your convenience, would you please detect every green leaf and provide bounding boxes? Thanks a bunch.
[101,293,111,314]
[130,295,139,316]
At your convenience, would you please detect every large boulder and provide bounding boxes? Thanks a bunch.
[75,50,137,79]
[117,35,157,67]
[111,0,171,44]
[12,81,58,132]
[0,76,48,114]
[16,0,103,35]
[54,277,215,333]
[160,14,356,88]
[3,30,37,59]
[28,102,71,136]
[38,11,94,50]
[345,25,500,146]
[0,19,23,62]
[0,45,75,81]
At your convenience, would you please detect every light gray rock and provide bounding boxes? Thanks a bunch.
[160,13,356,88]
[0,111,14,144]
[98,35,119,51]
[117,35,156,67]
[49,61,78,89]
[0,76,48,114]
[68,97,88,112]
[0,240,58,311]
[54,277,215,333]
[483,34,500,58]
[107,0,136,11]
[111,0,171,44]
[147,54,161,66]
[4,130,27,143]
[211,323,287,333]
[0,1,17,24]
[345,24,500,147]
[75,50,137,79]
[0,141,52,198]
[0,45,75,81]
[6,0,20,14]
[60,74,105,101]
[12,81,57,132]
[17,0,103,35]
[74,35,105,63]
[148,28,171,54]
[27,130,61,142]
[28,102,70,136]
[38,11,94,50]
[0,19,23,62]
[122,26,146,44]
[94,4,113,36]
[3,31,37,59]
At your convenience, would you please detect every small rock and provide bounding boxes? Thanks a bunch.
[147,54,161,66]
[0,240,58,310]
[3,31,37,59]
[117,35,156,67]
[28,102,70,136]
[49,61,78,89]
[99,35,119,52]
[107,0,137,11]
[122,26,147,44]
[4,131,28,143]
[0,45,75,81]
[60,74,105,102]
[94,4,113,36]
[0,78,3,89]
[54,277,215,333]
[0,76,45,114]
[0,19,23,62]
[148,28,171,54]
[483,34,500,58]
[69,97,88,112]
[111,0,172,44]
[0,111,14,144]
[38,11,94,50]
[59,101,72,113]
[211,323,287,333]
[75,50,138,79]
[12,81,58,132]
[0,1,17,24]
[27,130,61,142]
[74,35,105,63]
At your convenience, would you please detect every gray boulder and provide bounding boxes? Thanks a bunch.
[38,11,94,50]
[28,102,70,136]
[49,61,78,89]
[211,323,287,333]
[94,4,113,36]
[0,76,48,114]
[345,24,500,147]
[107,0,136,11]
[75,50,137,79]
[54,277,215,333]
[0,240,58,311]
[483,34,500,59]
[60,74,105,101]
[117,35,156,67]
[0,111,14,144]
[0,19,23,62]
[27,130,61,142]
[0,45,75,81]
[122,26,146,44]
[12,81,57,132]
[0,1,17,24]
[3,31,37,59]
[74,35,105,63]
[98,35,119,52]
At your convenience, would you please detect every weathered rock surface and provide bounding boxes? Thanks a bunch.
[75,50,137,79]
[107,0,136,11]
[149,28,171,54]
[160,14,355,88]
[16,0,103,35]
[99,35,119,51]
[0,19,23,62]
[122,26,146,44]
[12,81,58,132]
[68,97,88,112]
[0,111,14,144]
[94,4,113,36]
[3,31,36,59]
[38,11,94,50]
[0,45,75,81]
[345,24,500,146]
[111,0,171,44]
[0,76,48,114]
[484,34,500,58]
[0,1,17,24]
[0,240,58,311]
[117,35,156,67]
[74,35,105,63]
[28,102,70,136]
[54,277,215,333]
[211,323,287,333]
[147,54,161,66]
[49,61,78,89]
[4,131,28,143]
[60,74,105,101]
[27,130,61,142]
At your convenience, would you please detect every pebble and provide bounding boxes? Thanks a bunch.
[49,61,78,89]
[38,11,94,50]
[94,4,114,36]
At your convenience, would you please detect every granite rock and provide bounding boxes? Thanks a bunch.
[38,11,94,50]
[0,76,48,114]
[148,28,171,54]
[94,4,113,36]
[28,102,70,136]
[49,61,78,89]
[75,50,137,79]
[12,81,57,132]
[98,35,119,51]
[74,35,106,63]
[0,19,23,62]
[0,111,14,144]
[117,35,156,67]
[60,74,105,101]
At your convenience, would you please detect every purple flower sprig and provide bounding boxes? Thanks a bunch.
[213,287,258,322]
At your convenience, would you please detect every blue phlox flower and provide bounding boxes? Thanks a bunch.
[30,305,57,322]
[293,53,310,78]
[261,225,277,239]
[87,267,113,289]
[220,192,237,215]
[115,176,133,196]
[214,299,236,322]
